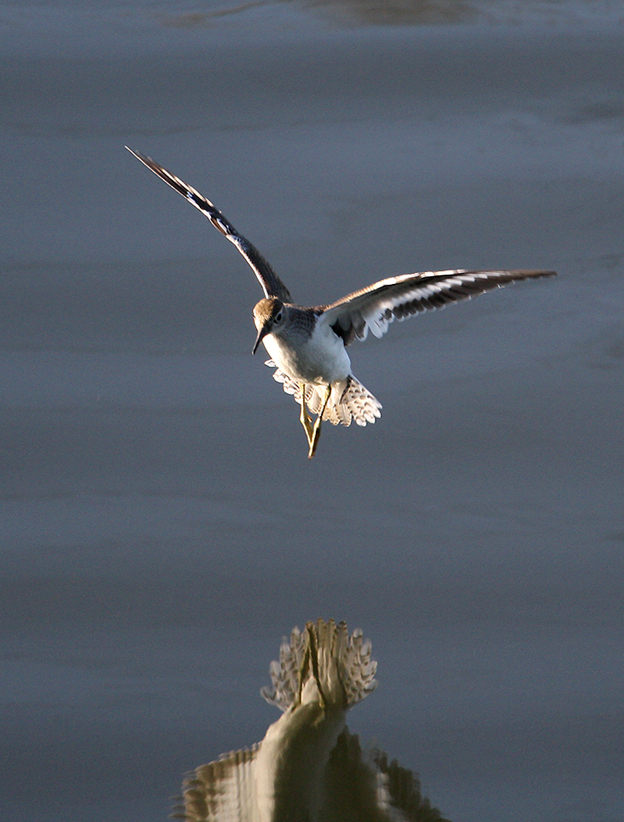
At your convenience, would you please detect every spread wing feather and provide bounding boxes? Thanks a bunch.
[171,734,450,822]
[126,148,293,303]
[321,269,556,345]
[171,745,259,822]
[322,730,451,822]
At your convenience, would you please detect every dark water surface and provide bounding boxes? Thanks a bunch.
[1,3,623,821]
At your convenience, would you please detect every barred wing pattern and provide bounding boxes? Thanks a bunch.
[172,746,259,822]
[323,731,451,822]
[125,148,293,303]
[322,269,556,345]
[174,733,449,822]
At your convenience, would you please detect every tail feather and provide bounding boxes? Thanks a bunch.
[266,362,382,427]
[261,619,378,713]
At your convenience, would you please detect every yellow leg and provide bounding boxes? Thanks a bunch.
[299,384,314,448]
[307,385,332,460]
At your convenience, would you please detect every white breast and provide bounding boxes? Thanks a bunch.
[262,321,351,386]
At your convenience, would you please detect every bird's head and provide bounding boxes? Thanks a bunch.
[252,298,286,354]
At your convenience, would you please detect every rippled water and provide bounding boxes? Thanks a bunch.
[1,3,623,821]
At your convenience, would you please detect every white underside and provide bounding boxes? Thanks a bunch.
[261,321,351,386]
[261,321,382,427]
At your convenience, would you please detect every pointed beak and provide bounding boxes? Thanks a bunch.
[252,323,270,355]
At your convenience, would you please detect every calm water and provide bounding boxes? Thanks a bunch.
[1,2,623,821]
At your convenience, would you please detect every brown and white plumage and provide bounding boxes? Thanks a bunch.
[172,620,450,822]
[126,148,292,304]
[321,269,556,345]
[127,148,556,455]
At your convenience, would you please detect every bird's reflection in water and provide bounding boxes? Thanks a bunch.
[173,619,450,822]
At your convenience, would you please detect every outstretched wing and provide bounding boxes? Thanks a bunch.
[321,269,556,345]
[126,148,293,303]
[171,746,259,822]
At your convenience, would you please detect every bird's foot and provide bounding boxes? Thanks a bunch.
[299,384,332,459]
[299,383,314,448]
[307,418,322,460]
[307,385,332,460]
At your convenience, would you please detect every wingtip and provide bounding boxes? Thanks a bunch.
[125,145,147,164]
[493,268,558,281]
[528,269,558,278]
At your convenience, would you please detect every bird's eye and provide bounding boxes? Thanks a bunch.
[275,311,283,323]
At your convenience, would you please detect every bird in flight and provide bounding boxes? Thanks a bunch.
[172,618,450,822]
[127,148,556,458]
